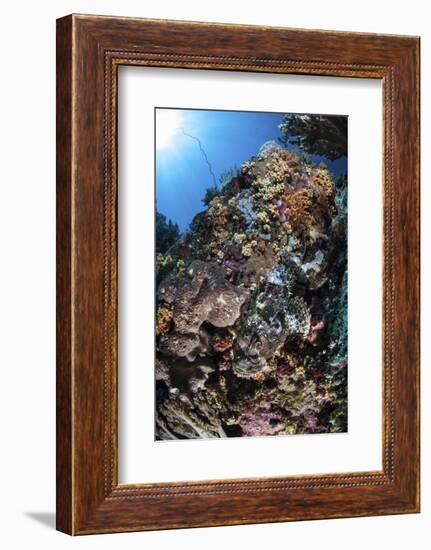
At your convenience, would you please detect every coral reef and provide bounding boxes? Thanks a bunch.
[155,142,347,439]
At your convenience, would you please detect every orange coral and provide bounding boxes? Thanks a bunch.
[284,189,314,232]
[212,335,232,353]
[312,165,335,201]
[156,306,173,336]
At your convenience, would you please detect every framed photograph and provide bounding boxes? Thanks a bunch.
[56,14,420,534]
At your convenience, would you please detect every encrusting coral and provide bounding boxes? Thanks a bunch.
[155,141,347,439]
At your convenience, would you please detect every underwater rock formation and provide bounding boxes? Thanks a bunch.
[155,142,347,439]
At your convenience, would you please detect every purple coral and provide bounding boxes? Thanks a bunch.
[223,244,245,272]
[238,407,284,437]
[273,198,287,222]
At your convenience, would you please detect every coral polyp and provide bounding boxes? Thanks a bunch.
[155,114,347,440]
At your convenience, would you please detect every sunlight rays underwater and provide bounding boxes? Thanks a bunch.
[155,107,346,233]
[156,108,287,232]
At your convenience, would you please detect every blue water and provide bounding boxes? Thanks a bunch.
[155,108,347,232]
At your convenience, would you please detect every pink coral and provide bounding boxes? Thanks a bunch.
[238,408,284,436]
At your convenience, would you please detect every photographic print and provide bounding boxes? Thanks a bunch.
[155,108,348,440]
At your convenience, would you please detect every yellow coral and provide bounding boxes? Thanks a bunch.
[176,259,185,275]
[256,240,266,253]
[242,240,258,257]
[241,160,255,175]
[283,423,297,435]
[156,253,174,268]
[256,211,269,224]
[268,204,279,218]
[242,243,253,257]
[312,166,335,200]
[234,232,246,244]
[266,154,291,184]
[156,306,173,336]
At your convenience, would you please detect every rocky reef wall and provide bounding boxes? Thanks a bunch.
[155,142,347,439]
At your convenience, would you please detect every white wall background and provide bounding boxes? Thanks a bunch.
[0,1,427,548]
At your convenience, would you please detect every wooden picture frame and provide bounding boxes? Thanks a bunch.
[56,14,420,535]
